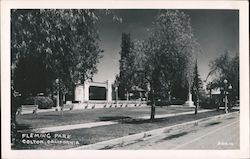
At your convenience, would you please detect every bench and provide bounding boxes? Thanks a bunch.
[103,103,112,108]
[17,105,38,115]
[61,104,74,111]
[103,104,107,108]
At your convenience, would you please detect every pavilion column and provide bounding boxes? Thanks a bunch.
[74,85,84,103]
[106,80,112,102]
[84,81,89,102]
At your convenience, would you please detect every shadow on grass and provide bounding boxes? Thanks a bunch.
[16,123,31,130]
[99,116,131,121]
[120,111,222,124]
[36,115,65,119]
[120,117,169,124]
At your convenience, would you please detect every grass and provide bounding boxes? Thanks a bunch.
[13,109,223,150]
[16,106,195,129]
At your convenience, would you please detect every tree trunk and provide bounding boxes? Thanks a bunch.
[11,107,17,146]
[63,93,66,104]
[150,104,156,120]
[150,89,156,120]
[195,104,198,114]
[195,93,198,114]
[11,93,22,147]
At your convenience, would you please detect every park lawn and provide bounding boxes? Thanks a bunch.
[16,106,195,129]
[13,110,224,150]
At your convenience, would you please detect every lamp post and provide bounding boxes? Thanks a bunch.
[146,83,150,102]
[228,84,233,111]
[55,78,60,111]
[209,82,212,98]
[115,85,118,107]
[168,91,171,102]
[223,79,232,113]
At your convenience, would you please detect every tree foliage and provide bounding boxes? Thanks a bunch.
[209,50,239,101]
[11,9,104,97]
[117,33,135,99]
[192,58,203,114]
[144,10,199,119]
[116,34,148,100]
[192,59,203,97]
[143,10,199,100]
[116,10,199,119]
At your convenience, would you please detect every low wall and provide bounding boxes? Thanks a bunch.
[72,100,147,110]
[17,101,148,114]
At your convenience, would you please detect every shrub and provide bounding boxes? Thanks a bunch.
[72,101,80,103]
[155,100,171,106]
[147,99,185,106]
[199,98,219,109]
[25,96,54,109]
[171,100,185,105]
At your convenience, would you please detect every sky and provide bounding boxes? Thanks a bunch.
[93,9,239,84]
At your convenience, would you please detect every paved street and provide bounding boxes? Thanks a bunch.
[113,112,239,150]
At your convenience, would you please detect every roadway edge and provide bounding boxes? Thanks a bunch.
[70,111,239,150]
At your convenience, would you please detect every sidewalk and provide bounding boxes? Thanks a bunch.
[18,109,213,133]
[71,111,239,150]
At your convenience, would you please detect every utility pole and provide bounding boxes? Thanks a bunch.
[55,78,60,111]
[223,79,232,113]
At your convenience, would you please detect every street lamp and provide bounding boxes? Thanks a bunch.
[115,85,118,107]
[55,78,60,111]
[209,82,212,98]
[168,91,171,102]
[223,79,232,113]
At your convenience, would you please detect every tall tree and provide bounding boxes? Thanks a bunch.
[11,9,103,98]
[192,58,203,114]
[142,10,199,119]
[209,50,239,104]
[117,33,135,100]
[11,9,109,145]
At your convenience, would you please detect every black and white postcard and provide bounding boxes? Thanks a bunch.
[1,0,249,159]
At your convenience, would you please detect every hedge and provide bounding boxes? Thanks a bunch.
[25,96,54,109]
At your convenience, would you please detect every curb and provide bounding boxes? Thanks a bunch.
[71,111,239,150]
